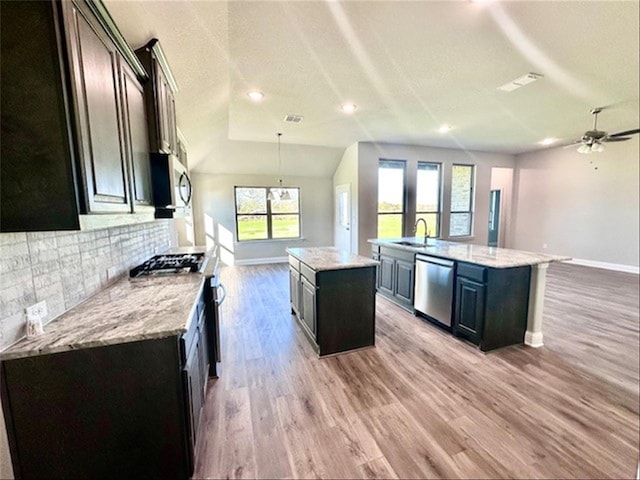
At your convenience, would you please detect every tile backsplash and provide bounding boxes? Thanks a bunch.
[0,220,175,350]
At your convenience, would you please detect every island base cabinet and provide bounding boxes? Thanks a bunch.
[288,255,376,357]
[372,246,415,311]
[0,338,192,479]
[315,268,376,356]
[453,263,531,351]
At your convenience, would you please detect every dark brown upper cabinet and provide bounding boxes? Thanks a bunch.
[135,39,179,156]
[120,60,154,211]
[0,0,151,232]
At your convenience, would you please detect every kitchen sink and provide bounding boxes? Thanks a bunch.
[392,240,428,247]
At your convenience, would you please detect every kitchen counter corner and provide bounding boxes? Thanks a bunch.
[286,246,378,271]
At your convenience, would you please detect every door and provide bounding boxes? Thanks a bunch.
[488,189,501,247]
[335,184,351,252]
[120,60,153,210]
[378,255,395,295]
[66,3,130,212]
[394,259,415,305]
[454,277,485,345]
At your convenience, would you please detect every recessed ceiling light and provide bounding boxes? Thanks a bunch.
[341,103,357,114]
[539,138,557,146]
[247,90,264,102]
[438,124,453,133]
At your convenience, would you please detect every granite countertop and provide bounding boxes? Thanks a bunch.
[369,237,570,268]
[0,247,219,361]
[286,246,378,271]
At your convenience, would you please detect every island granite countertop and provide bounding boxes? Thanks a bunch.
[287,246,378,271]
[369,237,570,268]
[0,247,218,362]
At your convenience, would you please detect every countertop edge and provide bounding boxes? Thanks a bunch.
[0,329,186,362]
[286,247,379,271]
[368,238,571,268]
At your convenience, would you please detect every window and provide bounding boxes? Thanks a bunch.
[450,164,475,236]
[377,159,405,238]
[416,162,441,237]
[234,187,300,241]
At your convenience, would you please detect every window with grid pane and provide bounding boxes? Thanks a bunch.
[416,162,441,238]
[450,164,475,237]
[377,159,406,238]
[234,187,300,241]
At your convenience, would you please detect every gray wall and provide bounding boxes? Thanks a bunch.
[192,173,334,264]
[512,136,639,268]
[354,142,516,256]
[0,219,175,479]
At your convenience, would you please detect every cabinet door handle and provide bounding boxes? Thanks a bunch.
[178,172,192,205]
[216,283,227,306]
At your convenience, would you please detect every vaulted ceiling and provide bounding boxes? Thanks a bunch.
[105,1,639,173]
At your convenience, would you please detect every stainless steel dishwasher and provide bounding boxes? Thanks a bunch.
[414,254,455,327]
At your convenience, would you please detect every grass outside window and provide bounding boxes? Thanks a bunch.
[235,187,300,241]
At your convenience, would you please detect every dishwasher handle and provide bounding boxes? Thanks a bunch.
[415,255,454,268]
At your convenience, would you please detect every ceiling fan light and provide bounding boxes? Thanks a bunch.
[577,144,592,154]
[591,142,605,153]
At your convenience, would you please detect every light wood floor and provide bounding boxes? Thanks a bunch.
[194,262,640,479]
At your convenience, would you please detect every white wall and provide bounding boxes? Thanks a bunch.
[192,173,334,264]
[355,142,516,256]
[513,137,640,268]
[332,143,359,252]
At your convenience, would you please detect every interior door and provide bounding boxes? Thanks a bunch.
[335,184,351,252]
[488,189,501,247]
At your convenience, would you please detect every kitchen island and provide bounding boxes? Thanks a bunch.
[286,247,378,357]
[0,249,220,479]
[370,237,569,350]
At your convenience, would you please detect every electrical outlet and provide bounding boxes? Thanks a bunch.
[107,266,119,281]
[25,300,48,321]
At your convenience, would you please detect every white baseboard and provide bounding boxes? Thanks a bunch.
[234,256,288,266]
[566,258,639,275]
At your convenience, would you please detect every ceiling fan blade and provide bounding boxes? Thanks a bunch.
[609,128,639,138]
[563,140,583,148]
[604,137,631,142]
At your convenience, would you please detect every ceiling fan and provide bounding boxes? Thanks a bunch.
[568,108,640,154]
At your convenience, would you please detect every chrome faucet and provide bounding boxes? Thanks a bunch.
[413,218,429,244]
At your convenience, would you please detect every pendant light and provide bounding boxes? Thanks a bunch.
[268,133,291,201]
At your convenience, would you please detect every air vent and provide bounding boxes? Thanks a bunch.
[284,114,304,123]
[497,72,544,92]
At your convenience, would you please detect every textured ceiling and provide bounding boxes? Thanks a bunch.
[105,1,639,173]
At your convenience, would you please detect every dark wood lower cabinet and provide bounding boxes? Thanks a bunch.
[372,246,415,311]
[454,277,486,345]
[1,338,190,479]
[288,255,376,357]
[1,283,217,479]
[453,263,531,351]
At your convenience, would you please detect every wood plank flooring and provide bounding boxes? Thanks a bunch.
[194,262,639,479]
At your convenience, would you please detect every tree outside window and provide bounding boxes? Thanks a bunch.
[450,164,475,236]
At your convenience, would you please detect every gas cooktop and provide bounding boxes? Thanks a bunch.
[129,253,206,278]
